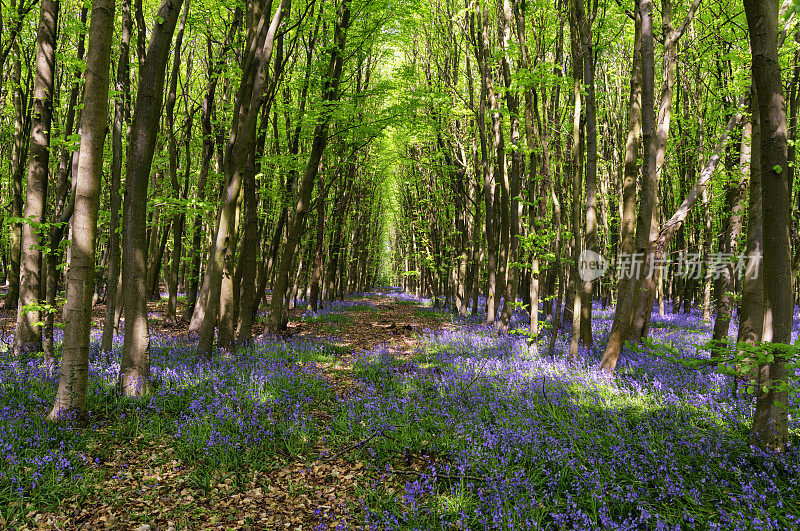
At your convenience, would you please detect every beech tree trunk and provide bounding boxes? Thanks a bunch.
[576,0,597,347]
[101,0,133,353]
[3,30,26,311]
[43,4,87,365]
[309,175,326,311]
[119,0,183,396]
[164,0,191,324]
[738,89,764,348]
[568,5,583,361]
[744,0,792,451]
[600,0,641,371]
[49,0,115,420]
[604,0,658,371]
[471,9,500,324]
[197,0,286,354]
[628,0,701,340]
[14,0,59,357]
[183,15,241,323]
[266,0,351,332]
[713,117,750,340]
[498,0,521,334]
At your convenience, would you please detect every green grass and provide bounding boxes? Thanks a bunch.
[414,308,451,321]
[302,313,353,324]
[341,304,378,313]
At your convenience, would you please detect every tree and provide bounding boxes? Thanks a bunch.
[196,0,287,355]
[13,0,59,357]
[744,0,792,451]
[266,0,352,333]
[100,0,133,354]
[119,0,183,396]
[49,0,116,420]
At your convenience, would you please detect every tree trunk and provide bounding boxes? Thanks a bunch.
[44,4,87,365]
[14,0,59,357]
[164,0,190,323]
[147,217,171,301]
[267,0,351,332]
[601,0,649,371]
[471,10,500,324]
[568,5,583,361]
[713,117,750,340]
[325,175,353,303]
[576,0,597,347]
[3,11,29,311]
[182,15,241,322]
[309,175,326,311]
[737,88,764,347]
[119,0,183,396]
[498,0,521,334]
[197,0,286,355]
[101,0,133,353]
[48,0,115,420]
[744,0,792,451]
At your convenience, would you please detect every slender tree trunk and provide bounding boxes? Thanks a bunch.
[119,0,183,396]
[701,184,714,320]
[101,0,133,353]
[44,4,87,364]
[568,6,583,361]
[235,139,261,342]
[601,0,648,371]
[3,33,26,311]
[738,88,764,347]
[49,0,115,420]
[471,10,500,324]
[628,0,698,340]
[325,176,353,303]
[309,175,326,311]
[576,0,597,346]
[198,0,286,354]
[267,0,351,332]
[744,0,792,451]
[713,117,750,340]
[164,0,190,323]
[498,0,521,334]
[216,195,241,350]
[148,217,171,301]
[14,0,59,357]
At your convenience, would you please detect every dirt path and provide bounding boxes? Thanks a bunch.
[17,290,448,530]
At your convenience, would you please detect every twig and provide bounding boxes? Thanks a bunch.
[323,425,404,462]
[387,468,486,483]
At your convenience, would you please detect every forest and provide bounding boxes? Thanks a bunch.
[0,0,799,527]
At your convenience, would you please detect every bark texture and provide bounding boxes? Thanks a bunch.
[119,0,183,396]
[49,0,115,420]
[14,0,59,357]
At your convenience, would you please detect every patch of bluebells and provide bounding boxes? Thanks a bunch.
[0,331,330,511]
[341,292,800,529]
[0,356,87,500]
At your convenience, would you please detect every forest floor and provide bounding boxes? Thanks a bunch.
[0,288,454,530]
[2,288,800,529]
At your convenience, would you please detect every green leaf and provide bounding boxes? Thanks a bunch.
[773,164,783,174]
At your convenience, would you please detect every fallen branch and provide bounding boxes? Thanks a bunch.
[388,468,486,483]
[322,425,403,462]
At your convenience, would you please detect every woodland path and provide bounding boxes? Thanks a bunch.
[13,289,449,530]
